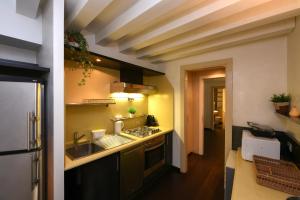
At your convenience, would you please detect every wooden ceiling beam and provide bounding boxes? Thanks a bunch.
[65,0,113,31]
[136,0,300,58]
[119,0,271,52]
[149,18,295,63]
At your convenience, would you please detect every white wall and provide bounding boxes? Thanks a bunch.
[287,16,300,142]
[162,37,287,168]
[204,78,225,129]
[0,0,42,46]
[0,0,43,64]
[0,44,37,63]
[37,0,64,199]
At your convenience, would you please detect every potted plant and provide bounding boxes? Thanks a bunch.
[128,107,136,118]
[64,30,94,86]
[270,93,291,115]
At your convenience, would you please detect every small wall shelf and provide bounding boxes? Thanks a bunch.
[110,114,146,122]
[66,99,116,107]
[0,58,50,77]
[276,112,300,125]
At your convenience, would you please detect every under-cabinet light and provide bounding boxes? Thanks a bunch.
[111,92,144,101]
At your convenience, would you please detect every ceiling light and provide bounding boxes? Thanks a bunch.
[96,58,101,62]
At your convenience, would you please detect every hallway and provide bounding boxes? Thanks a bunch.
[139,128,225,200]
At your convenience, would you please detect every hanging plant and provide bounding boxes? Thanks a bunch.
[64,30,94,86]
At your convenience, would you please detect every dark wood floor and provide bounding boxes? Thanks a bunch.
[138,128,225,200]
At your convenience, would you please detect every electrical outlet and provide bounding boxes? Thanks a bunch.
[287,142,293,153]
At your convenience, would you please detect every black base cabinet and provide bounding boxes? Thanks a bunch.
[165,131,173,166]
[65,132,173,200]
[120,145,144,200]
[65,153,120,200]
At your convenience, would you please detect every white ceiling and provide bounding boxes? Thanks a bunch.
[64,0,300,63]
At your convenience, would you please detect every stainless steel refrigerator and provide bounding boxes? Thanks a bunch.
[0,80,44,200]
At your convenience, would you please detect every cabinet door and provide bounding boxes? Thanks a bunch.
[65,153,120,200]
[165,132,173,166]
[65,167,82,200]
[81,153,120,200]
[120,145,144,199]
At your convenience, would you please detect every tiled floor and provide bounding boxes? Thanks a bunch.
[138,128,225,200]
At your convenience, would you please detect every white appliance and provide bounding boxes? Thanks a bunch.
[114,120,124,134]
[241,130,280,161]
[91,129,106,140]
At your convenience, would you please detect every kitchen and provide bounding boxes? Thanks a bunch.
[1,1,300,200]
[64,52,174,199]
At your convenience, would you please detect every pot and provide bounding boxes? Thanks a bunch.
[273,102,290,115]
[129,113,135,118]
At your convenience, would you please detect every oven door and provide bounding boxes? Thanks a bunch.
[144,136,165,177]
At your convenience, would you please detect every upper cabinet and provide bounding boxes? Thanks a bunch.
[64,48,164,104]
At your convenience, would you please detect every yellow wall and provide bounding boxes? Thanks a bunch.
[145,76,174,130]
[65,60,148,144]
[65,60,174,144]
[287,16,300,141]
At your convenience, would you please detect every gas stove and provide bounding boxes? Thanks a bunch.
[123,126,161,138]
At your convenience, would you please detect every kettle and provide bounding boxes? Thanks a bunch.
[146,115,159,127]
[114,120,124,134]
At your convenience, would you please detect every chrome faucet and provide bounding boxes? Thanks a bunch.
[73,132,86,145]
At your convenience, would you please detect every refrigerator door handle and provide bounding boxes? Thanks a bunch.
[32,112,38,148]
[31,152,40,186]
[27,112,32,150]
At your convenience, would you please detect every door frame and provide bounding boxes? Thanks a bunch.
[180,58,233,173]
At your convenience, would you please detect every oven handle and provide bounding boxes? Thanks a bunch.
[144,141,165,152]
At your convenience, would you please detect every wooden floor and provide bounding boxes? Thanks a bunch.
[138,128,225,200]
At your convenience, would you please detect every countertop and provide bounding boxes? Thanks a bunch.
[226,150,237,169]
[231,149,291,200]
[64,127,173,171]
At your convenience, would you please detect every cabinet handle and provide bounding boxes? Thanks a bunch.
[116,155,119,172]
[145,141,165,152]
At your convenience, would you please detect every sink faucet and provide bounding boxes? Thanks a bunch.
[73,132,86,145]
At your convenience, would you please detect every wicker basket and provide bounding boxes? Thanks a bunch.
[253,155,300,195]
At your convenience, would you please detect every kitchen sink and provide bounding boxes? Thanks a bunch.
[66,143,105,160]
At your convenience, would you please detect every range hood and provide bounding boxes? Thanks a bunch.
[110,82,157,95]
[110,68,157,95]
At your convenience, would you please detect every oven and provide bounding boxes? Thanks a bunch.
[144,135,165,178]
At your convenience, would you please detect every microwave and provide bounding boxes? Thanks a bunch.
[241,130,281,161]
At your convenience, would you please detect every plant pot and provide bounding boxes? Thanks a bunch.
[67,42,79,48]
[129,113,135,118]
[273,102,290,115]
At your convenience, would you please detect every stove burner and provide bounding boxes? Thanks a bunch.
[124,126,161,138]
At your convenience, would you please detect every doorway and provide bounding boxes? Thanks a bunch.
[184,67,226,200]
[184,68,225,156]
[212,86,225,129]
[180,59,233,173]
[204,78,226,131]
